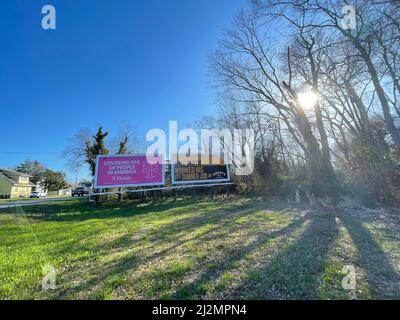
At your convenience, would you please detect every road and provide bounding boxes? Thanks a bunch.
[0,196,80,208]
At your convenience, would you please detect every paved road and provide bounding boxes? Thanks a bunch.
[0,196,82,208]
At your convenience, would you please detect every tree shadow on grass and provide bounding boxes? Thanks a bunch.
[168,214,306,299]
[3,196,350,300]
[338,210,400,299]
[11,195,400,299]
[24,199,256,249]
[46,200,261,299]
[88,201,258,263]
[92,199,299,273]
[225,209,340,299]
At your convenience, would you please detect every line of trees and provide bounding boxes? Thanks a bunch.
[208,0,400,205]
[15,160,69,191]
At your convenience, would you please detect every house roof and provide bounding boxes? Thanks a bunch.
[0,168,31,177]
[0,169,35,187]
[0,172,16,184]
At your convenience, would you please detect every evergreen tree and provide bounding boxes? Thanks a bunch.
[15,160,45,185]
[85,126,109,176]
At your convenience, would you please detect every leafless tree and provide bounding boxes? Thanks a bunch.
[62,127,92,172]
[210,10,341,198]
[109,122,141,154]
[253,0,400,148]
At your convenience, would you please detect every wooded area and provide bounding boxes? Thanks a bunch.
[208,0,400,206]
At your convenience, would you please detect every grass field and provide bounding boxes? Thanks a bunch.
[1,197,400,300]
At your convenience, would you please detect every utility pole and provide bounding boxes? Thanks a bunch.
[74,166,79,188]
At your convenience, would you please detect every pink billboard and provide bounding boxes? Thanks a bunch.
[94,155,164,188]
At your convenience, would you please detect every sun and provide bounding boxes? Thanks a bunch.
[297,91,319,110]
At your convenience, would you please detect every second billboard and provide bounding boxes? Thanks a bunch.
[171,155,230,184]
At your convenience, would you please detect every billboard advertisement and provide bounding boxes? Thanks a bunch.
[94,155,164,188]
[171,155,230,184]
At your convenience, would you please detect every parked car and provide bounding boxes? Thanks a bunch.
[30,191,46,198]
[72,187,90,197]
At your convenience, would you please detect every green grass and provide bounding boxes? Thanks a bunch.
[0,197,400,299]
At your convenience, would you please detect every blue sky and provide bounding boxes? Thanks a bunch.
[0,0,244,182]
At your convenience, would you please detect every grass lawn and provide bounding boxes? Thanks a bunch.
[1,196,400,299]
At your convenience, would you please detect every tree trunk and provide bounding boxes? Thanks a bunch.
[356,43,400,148]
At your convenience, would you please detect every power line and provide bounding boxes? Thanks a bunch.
[0,151,61,155]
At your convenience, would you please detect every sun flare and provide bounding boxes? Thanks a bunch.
[297,91,319,110]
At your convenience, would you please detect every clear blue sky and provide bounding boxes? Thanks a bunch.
[0,0,244,182]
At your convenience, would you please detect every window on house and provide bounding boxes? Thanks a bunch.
[19,177,27,183]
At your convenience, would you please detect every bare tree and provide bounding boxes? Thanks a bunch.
[210,10,341,198]
[254,0,400,148]
[110,122,140,155]
[63,127,92,175]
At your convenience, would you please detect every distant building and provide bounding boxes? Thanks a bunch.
[0,168,35,198]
